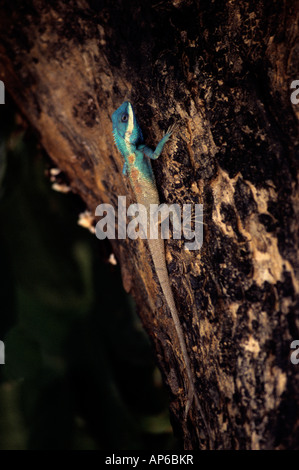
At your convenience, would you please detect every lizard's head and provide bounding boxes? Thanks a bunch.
[112,101,143,148]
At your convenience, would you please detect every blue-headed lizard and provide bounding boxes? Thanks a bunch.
[111,101,200,418]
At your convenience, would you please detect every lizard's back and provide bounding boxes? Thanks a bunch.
[127,157,194,400]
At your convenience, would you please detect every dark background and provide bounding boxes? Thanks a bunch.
[0,97,175,450]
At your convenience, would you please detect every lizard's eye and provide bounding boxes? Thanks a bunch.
[121,114,128,122]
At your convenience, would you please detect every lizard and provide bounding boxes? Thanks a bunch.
[111,101,201,418]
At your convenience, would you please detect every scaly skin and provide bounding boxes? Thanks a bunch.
[112,101,200,419]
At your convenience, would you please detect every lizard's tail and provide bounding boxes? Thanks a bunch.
[148,239,212,441]
[147,238,199,415]
[131,180,211,439]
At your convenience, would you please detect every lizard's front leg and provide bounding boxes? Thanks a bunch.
[138,125,174,160]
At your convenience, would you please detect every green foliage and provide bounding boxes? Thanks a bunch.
[0,99,175,450]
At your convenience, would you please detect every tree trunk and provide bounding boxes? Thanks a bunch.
[0,0,298,449]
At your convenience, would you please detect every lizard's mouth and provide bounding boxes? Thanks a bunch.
[113,129,133,154]
[114,127,133,144]
[113,128,125,140]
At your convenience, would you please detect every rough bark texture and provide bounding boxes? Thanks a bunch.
[0,0,298,449]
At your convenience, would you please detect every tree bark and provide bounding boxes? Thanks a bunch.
[0,0,298,449]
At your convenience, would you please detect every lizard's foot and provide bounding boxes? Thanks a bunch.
[165,123,177,138]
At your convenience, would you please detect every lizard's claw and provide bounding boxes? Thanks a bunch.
[165,123,177,138]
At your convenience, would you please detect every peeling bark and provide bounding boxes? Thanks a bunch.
[0,0,298,449]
